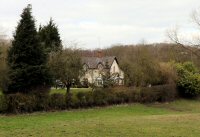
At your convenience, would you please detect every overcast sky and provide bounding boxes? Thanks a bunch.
[0,0,200,49]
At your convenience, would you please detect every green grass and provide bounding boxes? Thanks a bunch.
[149,99,200,113]
[1,99,200,137]
[50,88,92,95]
[0,88,92,95]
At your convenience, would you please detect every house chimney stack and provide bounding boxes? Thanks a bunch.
[97,50,103,58]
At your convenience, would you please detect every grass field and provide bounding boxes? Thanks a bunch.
[0,99,200,137]
[50,88,92,95]
[0,88,92,95]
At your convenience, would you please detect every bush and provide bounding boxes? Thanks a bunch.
[70,92,93,108]
[84,92,94,107]
[157,84,178,102]
[177,74,200,97]
[110,88,131,103]
[93,88,108,106]
[34,93,50,111]
[49,93,66,110]
[3,93,50,113]
[5,93,37,113]
[175,62,200,98]
[0,84,178,114]
[0,95,7,112]
[139,84,177,103]
[140,87,159,103]
[66,92,79,108]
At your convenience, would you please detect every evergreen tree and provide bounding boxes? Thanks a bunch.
[5,4,52,94]
[38,18,62,53]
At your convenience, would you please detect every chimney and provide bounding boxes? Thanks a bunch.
[97,50,103,58]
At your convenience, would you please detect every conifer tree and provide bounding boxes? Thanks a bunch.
[5,4,52,94]
[38,18,62,53]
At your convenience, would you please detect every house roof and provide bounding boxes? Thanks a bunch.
[82,56,117,69]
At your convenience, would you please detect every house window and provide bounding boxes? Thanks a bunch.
[115,78,119,84]
[97,79,102,86]
[96,77,103,86]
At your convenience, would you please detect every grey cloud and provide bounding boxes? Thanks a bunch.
[0,0,200,49]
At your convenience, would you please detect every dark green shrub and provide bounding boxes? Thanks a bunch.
[178,74,200,97]
[0,95,7,112]
[157,84,177,102]
[76,92,87,107]
[112,90,129,103]
[70,94,80,108]
[175,62,200,98]
[93,88,108,106]
[5,93,37,113]
[106,90,118,104]
[65,92,73,108]
[140,87,159,103]
[84,92,94,107]
[109,87,135,103]
[1,85,177,114]
[74,91,94,108]
[4,93,51,113]
[49,93,66,109]
[131,88,141,102]
[34,93,50,111]
[139,84,177,103]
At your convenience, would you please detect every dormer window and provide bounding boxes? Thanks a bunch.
[98,63,103,70]
[83,64,88,71]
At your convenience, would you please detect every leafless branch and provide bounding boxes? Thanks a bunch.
[191,9,200,28]
[167,28,200,58]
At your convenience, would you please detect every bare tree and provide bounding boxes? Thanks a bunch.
[167,9,200,58]
[192,8,200,29]
[0,26,7,41]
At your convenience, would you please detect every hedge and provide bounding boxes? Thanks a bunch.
[0,84,177,113]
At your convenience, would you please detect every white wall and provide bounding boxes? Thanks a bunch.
[110,60,124,79]
[80,69,105,84]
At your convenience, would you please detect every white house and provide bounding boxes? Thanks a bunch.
[80,56,124,86]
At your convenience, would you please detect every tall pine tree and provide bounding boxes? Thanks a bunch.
[38,18,62,53]
[5,4,52,94]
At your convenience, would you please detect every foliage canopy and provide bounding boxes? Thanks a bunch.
[48,49,82,93]
[175,62,200,97]
[5,4,52,94]
[38,18,62,53]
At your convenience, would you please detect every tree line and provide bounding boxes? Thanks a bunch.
[0,4,200,102]
[0,4,82,95]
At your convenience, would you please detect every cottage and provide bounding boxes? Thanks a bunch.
[80,56,124,86]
